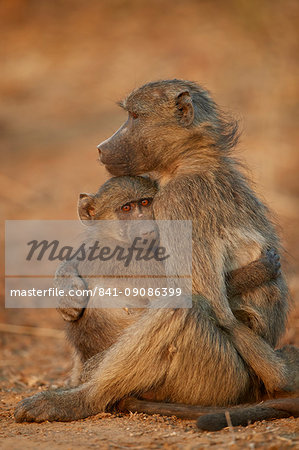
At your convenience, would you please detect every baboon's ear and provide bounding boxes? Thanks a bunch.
[78,193,96,222]
[175,91,194,127]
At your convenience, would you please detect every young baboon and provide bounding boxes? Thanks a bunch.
[56,175,159,323]
[56,175,160,383]
[56,176,281,386]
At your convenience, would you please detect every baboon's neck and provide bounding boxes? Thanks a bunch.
[152,127,236,186]
[154,144,225,186]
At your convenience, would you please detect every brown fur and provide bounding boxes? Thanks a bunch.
[14,80,295,423]
[58,176,280,386]
[99,79,290,392]
[117,346,299,430]
[56,176,159,383]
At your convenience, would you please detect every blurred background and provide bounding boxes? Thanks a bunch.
[0,0,298,354]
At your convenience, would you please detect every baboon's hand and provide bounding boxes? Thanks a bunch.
[261,248,281,279]
[56,275,89,321]
[55,262,90,321]
[14,388,95,423]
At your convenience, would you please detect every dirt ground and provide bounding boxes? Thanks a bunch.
[0,1,299,448]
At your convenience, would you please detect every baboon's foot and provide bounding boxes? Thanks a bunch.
[58,306,85,322]
[14,387,97,422]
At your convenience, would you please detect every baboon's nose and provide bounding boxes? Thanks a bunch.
[97,142,110,161]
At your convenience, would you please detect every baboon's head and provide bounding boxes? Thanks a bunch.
[98,79,238,176]
[78,175,159,243]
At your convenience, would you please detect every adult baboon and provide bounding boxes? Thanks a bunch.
[15,80,297,424]
[97,79,291,392]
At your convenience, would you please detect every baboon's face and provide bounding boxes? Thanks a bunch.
[116,196,159,243]
[78,191,158,244]
[97,80,195,176]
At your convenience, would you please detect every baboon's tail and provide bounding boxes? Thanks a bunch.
[118,397,299,431]
[196,398,299,431]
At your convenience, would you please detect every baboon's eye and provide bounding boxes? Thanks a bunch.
[130,111,139,120]
[140,198,152,207]
[121,204,131,212]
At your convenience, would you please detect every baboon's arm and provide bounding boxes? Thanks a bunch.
[54,243,280,322]
[226,249,281,297]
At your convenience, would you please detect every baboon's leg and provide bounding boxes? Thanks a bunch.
[14,309,179,422]
[14,308,251,422]
[119,346,299,429]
